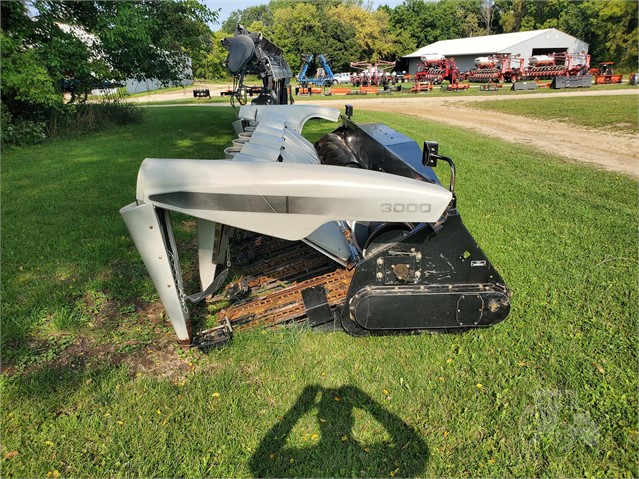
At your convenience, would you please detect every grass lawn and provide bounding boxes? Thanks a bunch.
[1,105,637,478]
[469,94,639,134]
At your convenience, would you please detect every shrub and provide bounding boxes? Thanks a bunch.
[46,101,143,138]
[1,104,47,147]
[1,100,143,147]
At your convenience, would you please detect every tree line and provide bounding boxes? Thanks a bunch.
[194,0,637,79]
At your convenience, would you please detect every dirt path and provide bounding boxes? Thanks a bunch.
[307,90,639,178]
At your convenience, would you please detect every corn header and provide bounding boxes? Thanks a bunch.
[120,104,511,347]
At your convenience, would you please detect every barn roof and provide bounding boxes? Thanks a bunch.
[404,28,560,58]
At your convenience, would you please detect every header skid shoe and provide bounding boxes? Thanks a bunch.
[120,104,510,347]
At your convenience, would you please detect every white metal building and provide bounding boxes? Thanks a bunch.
[403,28,589,74]
[124,60,193,94]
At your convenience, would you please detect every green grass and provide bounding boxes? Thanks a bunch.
[469,94,639,134]
[2,105,637,478]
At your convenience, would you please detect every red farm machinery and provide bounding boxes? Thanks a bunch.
[521,51,590,80]
[349,61,397,88]
[465,54,524,83]
[414,54,460,84]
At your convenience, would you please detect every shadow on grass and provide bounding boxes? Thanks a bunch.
[250,385,428,478]
[4,361,124,407]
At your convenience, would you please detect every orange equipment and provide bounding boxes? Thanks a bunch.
[590,62,623,84]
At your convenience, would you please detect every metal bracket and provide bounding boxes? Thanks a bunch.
[301,285,333,327]
[422,141,456,207]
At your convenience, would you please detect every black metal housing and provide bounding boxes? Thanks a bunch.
[340,215,510,335]
[316,111,511,335]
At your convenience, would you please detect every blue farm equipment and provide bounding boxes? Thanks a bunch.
[298,54,336,88]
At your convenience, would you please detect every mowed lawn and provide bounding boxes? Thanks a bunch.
[469,94,639,134]
[1,104,637,478]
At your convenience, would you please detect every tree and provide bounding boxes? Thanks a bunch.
[480,0,495,34]
[581,0,638,69]
[193,30,232,80]
[1,0,217,144]
[388,0,484,50]
[388,0,435,51]
[326,4,399,62]
[312,8,361,72]
[1,2,71,113]
[1,0,217,109]
[271,2,324,71]
[221,5,273,33]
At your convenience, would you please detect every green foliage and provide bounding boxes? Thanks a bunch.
[28,0,218,86]
[325,4,401,63]
[49,101,144,137]
[271,2,323,69]
[388,0,486,53]
[1,0,215,142]
[1,99,143,147]
[193,31,232,81]
[0,104,48,147]
[582,0,638,70]
[221,4,274,33]
[0,30,62,110]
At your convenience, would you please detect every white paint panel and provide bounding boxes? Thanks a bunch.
[136,159,453,241]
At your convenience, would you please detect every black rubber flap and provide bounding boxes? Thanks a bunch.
[186,269,229,304]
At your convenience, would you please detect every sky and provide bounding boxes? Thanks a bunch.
[206,0,407,28]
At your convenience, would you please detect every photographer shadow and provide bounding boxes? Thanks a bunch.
[250,385,429,478]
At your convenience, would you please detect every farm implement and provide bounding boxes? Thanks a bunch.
[297,53,336,88]
[410,82,433,93]
[465,54,524,83]
[350,60,397,88]
[441,82,470,92]
[590,62,623,84]
[120,104,511,347]
[221,25,293,106]
[414,54,460,84]
[521,51,590,80]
